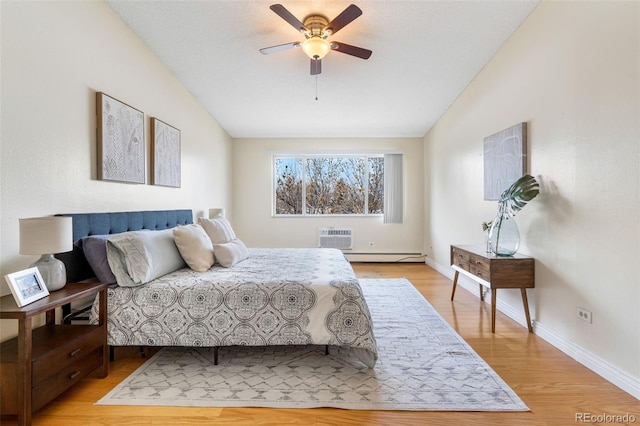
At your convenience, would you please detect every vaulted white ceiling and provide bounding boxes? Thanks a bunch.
[107,1,539,138]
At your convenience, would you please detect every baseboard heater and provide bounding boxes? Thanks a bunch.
[346,252,425,263]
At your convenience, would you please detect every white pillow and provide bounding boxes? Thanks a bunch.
[173,224,215,272]
[199,216,236,244]
[214,238,249,268]
[106,229,186,287]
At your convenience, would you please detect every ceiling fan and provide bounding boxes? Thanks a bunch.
[259,4,372,75]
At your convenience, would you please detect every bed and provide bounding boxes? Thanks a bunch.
[57,209,378,368]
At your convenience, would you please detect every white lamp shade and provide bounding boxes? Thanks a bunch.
[19,216,73,255]
[209,208,225,218]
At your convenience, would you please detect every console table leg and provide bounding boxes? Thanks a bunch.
[521,288,533,333]
[479,285,484,301]
[491,290,497,333]
[450,271,459,300]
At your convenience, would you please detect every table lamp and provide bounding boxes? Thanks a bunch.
[19,216,73,291]
[208,208,225,218]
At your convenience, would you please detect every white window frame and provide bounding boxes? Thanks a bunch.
[272,153,385,217]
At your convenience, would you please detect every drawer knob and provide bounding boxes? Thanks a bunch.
[69,371,80,380]
[69,348,82,357]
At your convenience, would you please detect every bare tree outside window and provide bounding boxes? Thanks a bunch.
[368,157,384,214]
[274,155,384,216]
[306,157,366,214]
[275,158,303,214]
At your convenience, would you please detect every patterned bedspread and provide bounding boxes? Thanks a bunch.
[91,248,377,367]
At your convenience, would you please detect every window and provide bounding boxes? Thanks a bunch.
[274,155,385,216]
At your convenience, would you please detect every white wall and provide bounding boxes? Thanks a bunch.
[232,138,423,259]
[1,2,232,338]
[424,0,639,396]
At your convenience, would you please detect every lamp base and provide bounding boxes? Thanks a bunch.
[31,254,67,291]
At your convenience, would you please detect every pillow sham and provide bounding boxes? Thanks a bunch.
[199,216,236,245]
[106,228,186,287]
[213,238,249,268]
[75,235,117,284]
[173,224,215,272]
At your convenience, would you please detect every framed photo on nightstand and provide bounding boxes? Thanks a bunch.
[4,267,49,307]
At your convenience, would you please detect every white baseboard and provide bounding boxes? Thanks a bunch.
[425,258,640,400]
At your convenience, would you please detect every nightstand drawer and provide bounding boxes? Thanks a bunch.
[32,347,103,412]
[32,326,104,386]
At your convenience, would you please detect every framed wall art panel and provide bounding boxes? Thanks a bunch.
[483,122,528,201]
[150,117,181,188]
[96,92,145,184]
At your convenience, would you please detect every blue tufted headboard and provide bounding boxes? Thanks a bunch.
[56,209,193,282]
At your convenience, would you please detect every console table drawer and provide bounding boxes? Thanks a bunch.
[469,265,490,281]
[468,254,490,274]
[451,247,470,271]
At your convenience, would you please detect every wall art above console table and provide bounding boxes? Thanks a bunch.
[450,244,534,333]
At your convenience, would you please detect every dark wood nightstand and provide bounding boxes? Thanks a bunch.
[450,245,534,333]
[0,282,108,426]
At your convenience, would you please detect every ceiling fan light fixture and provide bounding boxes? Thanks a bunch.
[302,37,330,60]
[261,4,370,75]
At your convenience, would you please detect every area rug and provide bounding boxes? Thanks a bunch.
[97,278,528,411]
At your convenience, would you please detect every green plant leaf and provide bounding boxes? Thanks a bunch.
[498,174,539,217]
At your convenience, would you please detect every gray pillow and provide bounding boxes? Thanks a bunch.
[76,235,117,284]
[106,229,186,287]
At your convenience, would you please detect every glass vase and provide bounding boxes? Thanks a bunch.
[483,231,491,253]
[488,214,520,256]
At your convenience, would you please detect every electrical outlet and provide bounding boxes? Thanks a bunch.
[577,307,592,324]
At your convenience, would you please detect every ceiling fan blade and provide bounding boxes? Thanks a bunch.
[259,42,300,55]
[270,4,307,33]
[323,4,362,35]
[331,42,372,59]
[310,59,322,75]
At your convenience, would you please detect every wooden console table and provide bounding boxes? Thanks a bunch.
[450,245,534,333]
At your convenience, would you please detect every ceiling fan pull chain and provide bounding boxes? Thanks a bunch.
[315,75,319,101]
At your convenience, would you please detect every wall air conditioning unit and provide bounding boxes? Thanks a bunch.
[318,227,353,250]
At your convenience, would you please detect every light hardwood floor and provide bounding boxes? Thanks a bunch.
[4,263,638,425]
